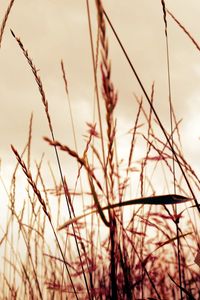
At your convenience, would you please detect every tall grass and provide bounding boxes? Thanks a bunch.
[0,1,200,299]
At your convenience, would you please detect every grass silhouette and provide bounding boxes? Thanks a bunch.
[0,1,200,299]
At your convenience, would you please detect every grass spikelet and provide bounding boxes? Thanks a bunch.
[96,0,117,201]
[44,136,104,193]
[11,145,49,219]
[10,29,53,133]
[44,136,109,227]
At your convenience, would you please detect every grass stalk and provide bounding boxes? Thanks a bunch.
[102,8,200,215]
[11,145,79,299]
[0,0,15,48]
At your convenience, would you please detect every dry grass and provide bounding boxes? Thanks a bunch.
[0,1,200,300]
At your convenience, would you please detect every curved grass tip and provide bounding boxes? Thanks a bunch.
[57,194,192,231]
[130,194,193,205]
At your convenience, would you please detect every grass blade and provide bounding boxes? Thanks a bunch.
[58,194,192,230]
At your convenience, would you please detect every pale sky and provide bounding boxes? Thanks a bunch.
[0,0,200,191]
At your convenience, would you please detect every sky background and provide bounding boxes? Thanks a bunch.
[0,0,200,197]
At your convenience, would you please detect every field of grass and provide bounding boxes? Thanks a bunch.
[0,1,200,299]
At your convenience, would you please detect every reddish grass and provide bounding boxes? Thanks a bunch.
[0,1,200,300]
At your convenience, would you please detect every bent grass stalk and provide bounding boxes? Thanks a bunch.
[57,194,192,230]
[11,145,79,299]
